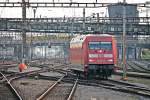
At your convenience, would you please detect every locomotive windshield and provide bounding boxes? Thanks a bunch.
[88,41,112,50]
[88,42,100,49]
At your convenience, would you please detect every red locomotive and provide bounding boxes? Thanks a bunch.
[69,34,117,79]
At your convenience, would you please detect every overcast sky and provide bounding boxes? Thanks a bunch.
[0,0,150,18]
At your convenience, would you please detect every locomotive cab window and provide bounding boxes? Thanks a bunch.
[88,41,112,50]
[88,42,100,49]
[101,42,112,50]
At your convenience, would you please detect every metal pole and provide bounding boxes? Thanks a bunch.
[122,0,127,80]
[30,33,32,61]
[97,13,99,32]
[83,8,85,33]
[146,7,149,34]
[30,7,36,60]
[45,34,47,60]
[100,12,104,33]
[33,8,36,19]
[71,16,74,35]
[22,0,26,63]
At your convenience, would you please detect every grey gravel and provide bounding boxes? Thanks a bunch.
[12,78,54,100]
[73,85,150,100]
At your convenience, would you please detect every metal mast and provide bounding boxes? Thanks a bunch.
[122,0,127,80]
[22,0,26,63]
[83,8,85,33]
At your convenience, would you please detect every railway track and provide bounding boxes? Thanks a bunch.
[133,61,150,72]
[0,62,76,100]
[78,79,150,98]
[127,61,148,73]
[20,60,150,98]
[0,63,17,71]
[0,60,150,100]
[36,75,66,100]
[0,72,23,100]
[105,79,150,98]
[0,67,57,100]
[39,73,150,99]
[37,62,150,98]
[0,83,17,100]
[37,75,78,100]
[127,61,150,73]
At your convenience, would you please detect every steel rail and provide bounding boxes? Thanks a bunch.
[108,79,150,91]
[0,67,55,99]
[38,73,150,98]
[127,61,148,72]
[93,79,150,98]
[36,75,65,100]
[0,72,23,100]
[61,78,150,98]
[133,61,150,72]
[67,78,78,100]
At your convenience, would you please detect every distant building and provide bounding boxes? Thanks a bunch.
[108,3,139,18]
[107,3,140,34]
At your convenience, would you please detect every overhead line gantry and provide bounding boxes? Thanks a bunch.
[0,2,149,8]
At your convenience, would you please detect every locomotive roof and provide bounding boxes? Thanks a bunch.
[70,34,113,43]
[86,34,113,37]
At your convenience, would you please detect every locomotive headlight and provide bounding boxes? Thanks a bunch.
[89,59,94,62]
[89,54,98,58]
[104,54,113,58]
[107,59,113,62]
